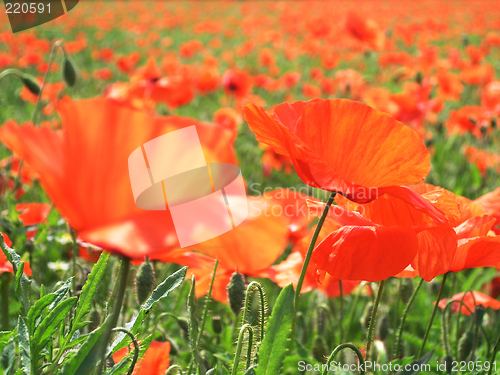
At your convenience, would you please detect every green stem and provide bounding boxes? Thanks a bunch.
[97,257,131,373]
[231,324,253,375]
[393,278,423,360]
[344,281,365,342]
[31,40,65,125]
[365,280,385,362]
[418,273,448,358]
[112,328,139,375]
[390,278,402,355]
[338,280,344,344]
[241,281,267,342]
[294,191,336,309]
[454,290,476,359]
[69,227,78,295]
[0,68,24,80]
[196,259,218,349]
[1,273,11,331]
[488,329,500,375]
[323,343,365,375]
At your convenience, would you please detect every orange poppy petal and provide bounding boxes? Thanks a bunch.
[455,215,497,240]
[412,227,457,282]
[312,225,418,281]
[243,99,430,202]
[451,236,500,272]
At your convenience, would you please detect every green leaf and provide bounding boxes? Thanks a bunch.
[61,324,105,375]
[255,284,295,375]
[141,266,187,312]
[73,252,110,332]
[1,341,15,373]
[32,297,77,363]
[0,331,13,345]
[49,277,73,311]
[108,310,144,356]
[1,237,32,317]
[397,350,434,375]
[104,357,132,375]
[17,317,30,375]
[27,293,56,335]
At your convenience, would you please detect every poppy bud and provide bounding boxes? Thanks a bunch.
[63,58,77,87]
[400,278,414,305]
[361,302,374,330]
[458,330,474,361]
[134,261,155,305]
[377,315,390,341]
[312,336,328,363]
[177,317,189,333]
[227,272,246,316]
[21,74,41,96]
[415,72,423,85]
[212,316,222,335]
[491,118,497,129]
[474,305,486,326]
[89,310,101,331]
[442,355,453,374]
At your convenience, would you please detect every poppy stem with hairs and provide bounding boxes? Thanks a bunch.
[323,343,366,375]
[294,191,337,310]
[1,273,11,331]
[418,272,448,358]
[393,278,424,360]
[97,256,131,372]
[365,279,385,363]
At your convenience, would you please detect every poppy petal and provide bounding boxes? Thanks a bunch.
[312,225,418,281]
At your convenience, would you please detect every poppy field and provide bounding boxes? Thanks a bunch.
[3,1,500,374]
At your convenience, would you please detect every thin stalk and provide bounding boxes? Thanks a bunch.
[454,290,476,359]
[393,278,423,360]
[390,278,402,355]
[112,328,139,375]
[338,280,344,344]
[418,273,448,358]
[32,41,63,125]
[97,257,131,373]
[365,280,385,362]
[323,343,365,375]
[344,281,366,342]
[241,281,267,342]
[488,329,500,375]
[196,259,219,349]
[1,273,11,330]
[294,191,337,309]
[231,324,253,375]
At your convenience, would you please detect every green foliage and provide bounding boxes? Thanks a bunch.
[255,284,295,375]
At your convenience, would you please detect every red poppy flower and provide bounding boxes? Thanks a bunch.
[16,203,51,239]
[243,99,443,214]
[345,12,385,51]
[0,98,237,260]
[438,291,500,315]
[113,340,170,374]
[221,69,253,98]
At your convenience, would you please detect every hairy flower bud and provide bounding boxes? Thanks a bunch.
[227,272,246,316]
[135,261,155,305]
